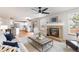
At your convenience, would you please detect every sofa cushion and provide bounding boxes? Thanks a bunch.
[3,41,19,48]
[4,33,15,41]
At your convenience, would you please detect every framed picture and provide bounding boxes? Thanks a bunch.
[51,16,58,23]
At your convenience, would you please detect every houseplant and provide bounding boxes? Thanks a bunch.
[36,32,45,40]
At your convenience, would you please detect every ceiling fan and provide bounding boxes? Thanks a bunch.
[32,7,50,14]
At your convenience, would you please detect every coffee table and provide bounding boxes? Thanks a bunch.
[28,36,53,52]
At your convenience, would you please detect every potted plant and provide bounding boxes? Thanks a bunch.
[37,32,45,40]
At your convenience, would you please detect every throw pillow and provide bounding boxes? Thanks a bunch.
[4,33,15,41]
[3,41,19,48]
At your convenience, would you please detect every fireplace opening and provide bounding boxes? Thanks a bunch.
[48,28,59,37]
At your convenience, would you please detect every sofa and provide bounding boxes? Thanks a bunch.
[0,30,28,52]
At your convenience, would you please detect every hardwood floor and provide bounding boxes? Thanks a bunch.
[15,30,33,42]
[19,30,33,37]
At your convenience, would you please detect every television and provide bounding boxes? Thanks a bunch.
[51,17,58,22]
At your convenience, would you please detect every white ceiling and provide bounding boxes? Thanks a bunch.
[0,7,77,20]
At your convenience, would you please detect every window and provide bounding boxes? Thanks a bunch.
[69,14,79,34]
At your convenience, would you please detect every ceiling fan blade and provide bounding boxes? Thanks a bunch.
[42,8,48,11]
[32,8,37,12]
[42,12,50,14]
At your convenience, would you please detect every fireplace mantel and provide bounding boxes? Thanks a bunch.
[47,23,64,27]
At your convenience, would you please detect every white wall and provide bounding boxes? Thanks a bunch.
[0,18,10,25]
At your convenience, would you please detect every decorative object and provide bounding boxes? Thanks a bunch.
[36,32,45,40]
